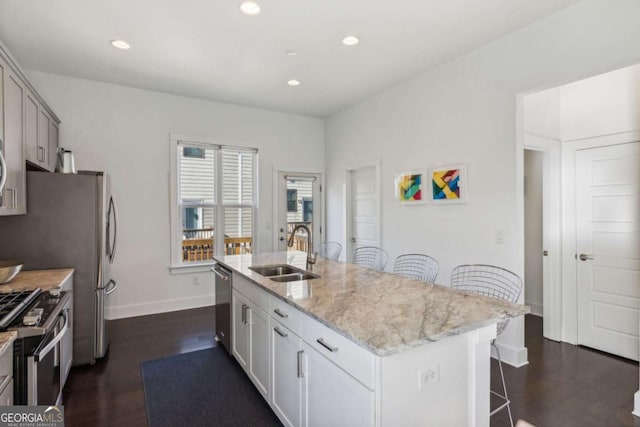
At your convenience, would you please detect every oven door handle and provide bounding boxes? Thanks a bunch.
[33,310,69,363]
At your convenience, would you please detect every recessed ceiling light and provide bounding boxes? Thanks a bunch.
[287,79,301,87]
[110,39,130,50]
[286,50,299,56]
[240,1,261,15]
[342,35,360,46]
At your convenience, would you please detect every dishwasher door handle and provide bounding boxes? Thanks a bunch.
[213,268,231,281]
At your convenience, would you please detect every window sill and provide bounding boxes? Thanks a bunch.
[169,262,217,275]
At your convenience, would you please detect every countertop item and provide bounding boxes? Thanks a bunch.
[0,261,23,284]
[0,268,74,293]
[216,251,529,357]
[0,331,17,357]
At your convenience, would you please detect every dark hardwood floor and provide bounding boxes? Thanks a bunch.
[62,306,216,427]
[492,315,640,427]
[62,309,639,427]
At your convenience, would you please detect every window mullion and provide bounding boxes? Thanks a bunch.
[215,149,224,257]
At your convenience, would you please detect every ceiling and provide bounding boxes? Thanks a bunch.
[0,0,580,117]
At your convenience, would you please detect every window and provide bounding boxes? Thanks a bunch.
[170,137,257,268]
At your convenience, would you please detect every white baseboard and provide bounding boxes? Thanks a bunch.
[492,342,529,368]
[106,295,215,319]
[633,390,640,418]
[525,301,543,317]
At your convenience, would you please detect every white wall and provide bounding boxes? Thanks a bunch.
[559,63,640,141]
[524,150,543,316]
[325,0,640,367]
[26,71,325,319]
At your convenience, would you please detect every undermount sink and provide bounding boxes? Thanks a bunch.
[249,264,305,277]
[269,272,320,282]
[249,264,320,282]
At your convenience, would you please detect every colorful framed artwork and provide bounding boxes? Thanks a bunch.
[395,171,426,204]
[429,165,467,203]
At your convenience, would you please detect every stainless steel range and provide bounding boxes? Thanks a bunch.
[0,288,72,405]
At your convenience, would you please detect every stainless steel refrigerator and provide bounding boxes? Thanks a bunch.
[0,170,118,365]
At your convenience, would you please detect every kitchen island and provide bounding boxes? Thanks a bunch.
[215,251,528,427]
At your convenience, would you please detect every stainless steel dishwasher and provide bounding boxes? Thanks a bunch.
[212,263,232,354]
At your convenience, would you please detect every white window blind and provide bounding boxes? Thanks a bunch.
[174,139,257,265]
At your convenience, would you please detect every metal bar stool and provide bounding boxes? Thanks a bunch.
[318,242,342,261]
[392,253,439,283]
[450,264,523,427]
[352,246,388,271]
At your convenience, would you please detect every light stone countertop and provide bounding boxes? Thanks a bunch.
[0,331,17,357]
[216,251,529,357]
[0,268,74,293]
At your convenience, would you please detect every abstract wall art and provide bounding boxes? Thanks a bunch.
[395,171,426,204]
[430,165,467,203]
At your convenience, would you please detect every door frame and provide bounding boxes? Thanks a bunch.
[272,167,325,253]
[344,160,381,263]
[521,136,563,341]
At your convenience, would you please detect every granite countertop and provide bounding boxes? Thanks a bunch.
[216,252,529,357]
[0,331,17,357]
[0,268,74,293]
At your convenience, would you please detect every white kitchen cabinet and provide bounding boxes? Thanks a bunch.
[232,287,270,401]
[25,91,41,167]
[0,44,60,215]
[248,302,270,399]
[25,90,57,172]
[0,60,26,215]
[37,109,50,167]
[302,341,375,427]
[271,321,303,427]
[48,121,59,172]
[232,290,250,370]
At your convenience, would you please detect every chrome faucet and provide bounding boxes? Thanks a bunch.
[287,224,317,270]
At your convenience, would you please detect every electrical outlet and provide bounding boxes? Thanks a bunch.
[192,276,200,286]
[418,365,440,391]
[495,229,505,244]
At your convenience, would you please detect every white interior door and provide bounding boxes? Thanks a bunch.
[576,141,640,361]
[348,166,380,260]
[275,172,322,252]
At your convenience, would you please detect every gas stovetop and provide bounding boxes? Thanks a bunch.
[0,288,70,337]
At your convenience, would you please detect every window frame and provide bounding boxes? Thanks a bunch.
[169,134,258,272]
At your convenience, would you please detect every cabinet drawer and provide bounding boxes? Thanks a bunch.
[269,296,300,336]
[300,314,375,390]
[233,274,270,311]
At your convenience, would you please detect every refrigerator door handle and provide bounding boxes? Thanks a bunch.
[104,279,117,295]
[107,196,118,264]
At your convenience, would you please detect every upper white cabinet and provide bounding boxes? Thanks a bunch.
[0,58,26,215]
[25,89,58,172]
[0,41,61,216]
[48,121,59,172]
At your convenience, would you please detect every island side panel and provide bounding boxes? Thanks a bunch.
[377,324,496,427]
